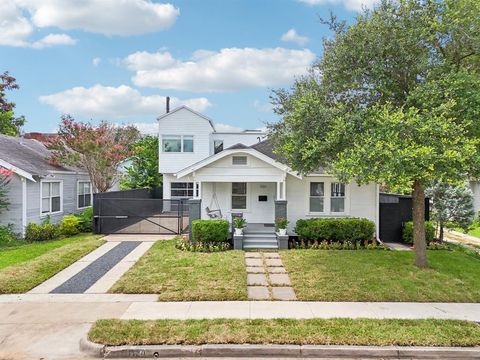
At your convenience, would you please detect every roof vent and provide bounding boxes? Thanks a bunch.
[232,156,247,165]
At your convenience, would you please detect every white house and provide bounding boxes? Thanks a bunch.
[158,106,380,248]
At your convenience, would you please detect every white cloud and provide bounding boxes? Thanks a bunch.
[126,122,158,134]
[125,47,316,92]
[0,0,179,47]
[39,84,211,118]
[298,0,377,11]
[253,100,273,113]
[281,29,309,46]
[31,33,76,49]
[92,57,101,67]
[214,123,244,132]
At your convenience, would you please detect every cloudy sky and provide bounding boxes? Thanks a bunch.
[1,0,375,134]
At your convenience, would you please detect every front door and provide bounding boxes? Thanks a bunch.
[249,182,275,223]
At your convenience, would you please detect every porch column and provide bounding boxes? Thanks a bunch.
[188,198,202,241]
[276,181,286,200]
[193,181,202,199]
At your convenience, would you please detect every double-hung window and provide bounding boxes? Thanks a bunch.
[41,181,62,214]
[232,182,247,210]
[171,182,194,199]
[78,181,92,209]
[162,135,194,152]
[331,182,346,212]
[309,182,324,213]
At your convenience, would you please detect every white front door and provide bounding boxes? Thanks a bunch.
[248,182,275,223]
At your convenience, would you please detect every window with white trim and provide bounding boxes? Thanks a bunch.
[214,140,224,154]
[232,156,247,165]
[78,181,92,209]
[232,182,247,210]
[331,182,346,212]
[41,181,62,214]
[162,135,194,152]
[171,182,194,199]
[309,182,324,213]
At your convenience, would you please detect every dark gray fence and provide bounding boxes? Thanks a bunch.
[379,193,430,243]
[93,187,189,235]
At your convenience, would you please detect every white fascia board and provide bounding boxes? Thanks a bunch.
[0,159,36,182]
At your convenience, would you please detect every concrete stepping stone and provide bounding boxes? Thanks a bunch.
[263,253,280,258]
[245,252,262,258]
[265,258,283,267]
[248,286,270,300]
[269,273,291,286]
[271,287,297,301]
[246,266,265,274]
[245,258,263,267]
[267,267,287,274]
[247,274,268,286]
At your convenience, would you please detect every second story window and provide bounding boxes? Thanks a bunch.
[214,140,224,154]
[162,135,194,153]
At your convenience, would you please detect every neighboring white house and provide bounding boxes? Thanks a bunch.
[0,134,93,235]
[158,106,380,242]
[470,181,480,216]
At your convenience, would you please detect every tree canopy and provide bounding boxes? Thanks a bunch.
[268,0,480,267]
[0,72,25,136]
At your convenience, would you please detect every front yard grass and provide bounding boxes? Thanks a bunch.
[89,318,480,347]
[281,248,480,302]
[109,240,247,301]
[0,233,104,293]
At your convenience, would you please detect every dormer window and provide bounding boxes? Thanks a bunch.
[232,155,247,165]
[162,135,194,153]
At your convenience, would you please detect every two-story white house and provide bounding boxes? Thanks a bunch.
[158,106,380,248]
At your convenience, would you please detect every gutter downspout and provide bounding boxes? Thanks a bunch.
[21,177,27,237]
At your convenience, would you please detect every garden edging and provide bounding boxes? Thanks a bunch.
[80,338,480,359]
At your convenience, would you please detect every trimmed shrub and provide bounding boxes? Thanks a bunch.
[402,221,435,244]
[25,222,61,242]
[76,207,93,232]
[192,219,229,243]
[295,218,375,242]
[60,215,80,236]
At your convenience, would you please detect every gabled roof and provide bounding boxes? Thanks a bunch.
[156,105,216,131]
[251,140,286,163]
[0,134,82,179]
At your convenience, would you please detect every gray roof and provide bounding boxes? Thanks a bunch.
[251,139,286,164]
[0,134,80,176]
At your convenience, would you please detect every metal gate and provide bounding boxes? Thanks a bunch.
[94,198,189,235]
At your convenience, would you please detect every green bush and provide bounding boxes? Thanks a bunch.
[291,239,386,250]
[76,207,93,232]
[175,238,231,252]
[60,215,80,236]
[25,222,61,242]
[192,219,229,243]
[0,225,18,246]
[295,218,375,242]
[402,221,436,244]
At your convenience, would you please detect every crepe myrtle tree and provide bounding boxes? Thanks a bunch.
[268,0,480,268]
[0,167,13,214]
[426,182,475,242]
[48,115,140,192]
[0,72,25,136]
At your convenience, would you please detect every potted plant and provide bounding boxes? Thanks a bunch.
[275,217,289,236]
[233,217,247,236]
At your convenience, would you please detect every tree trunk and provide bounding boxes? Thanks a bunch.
[439,220,444,243]
[412,180,428,268]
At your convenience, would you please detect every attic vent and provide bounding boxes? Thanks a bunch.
[232,156,247,165]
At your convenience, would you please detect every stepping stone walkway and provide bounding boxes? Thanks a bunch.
[245,252,296,301]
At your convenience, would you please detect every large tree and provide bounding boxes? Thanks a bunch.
[48,115,140,192]
[269,0,480,267]
[120,135,162,190]
[0,72,25,136]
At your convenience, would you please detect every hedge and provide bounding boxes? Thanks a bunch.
[402,221,435,244]
[295,218,375,242]
[191,219,229,243]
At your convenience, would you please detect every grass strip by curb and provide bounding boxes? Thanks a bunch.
[89,319,480,347]
[0,234,104,293]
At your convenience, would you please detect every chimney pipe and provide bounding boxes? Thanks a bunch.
[166,96,170,113]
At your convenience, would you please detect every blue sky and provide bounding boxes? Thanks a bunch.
[1,0,372,134]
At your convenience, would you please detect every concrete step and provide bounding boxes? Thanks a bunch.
[243,238,279,250]
[243,238,277,243]
[243,244,279,250]
[243,233,277,239]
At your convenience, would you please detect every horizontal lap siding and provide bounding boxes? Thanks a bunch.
[0,174,23,233]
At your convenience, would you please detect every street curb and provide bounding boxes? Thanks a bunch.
[80,339,480,359]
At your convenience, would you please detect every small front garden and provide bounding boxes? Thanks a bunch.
[89,318,480,347]
[109,239,247,300]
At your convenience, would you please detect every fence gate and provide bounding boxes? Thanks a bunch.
[94,198,189,235]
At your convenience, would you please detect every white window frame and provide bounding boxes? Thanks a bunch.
[231,182,248,211]
[307,179,349,216]
[170,182,194,199]
[40,180,63,216]
[330,182,346,213]
[161,135,194,153]
[232,155,248,166]
[308,181,326,214]
[77,180,93,210]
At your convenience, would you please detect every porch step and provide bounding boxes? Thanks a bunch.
[243,233,277,239]
[243,238,278,250]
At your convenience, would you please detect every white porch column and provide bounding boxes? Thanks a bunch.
[282,180,286,200]
[21,177,27,237]
[276,181,281,200]
[194,181,202,199]
[276,180,286,200]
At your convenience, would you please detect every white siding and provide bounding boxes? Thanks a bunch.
[211,132,266,151]
[470,181,480,215]
[159,108,214,174]
[0,174,23,233]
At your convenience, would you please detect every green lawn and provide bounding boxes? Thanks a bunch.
[89,318,480,347]
[281,249,480,302]
[0,233,104,293]
[109,240,247,301]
